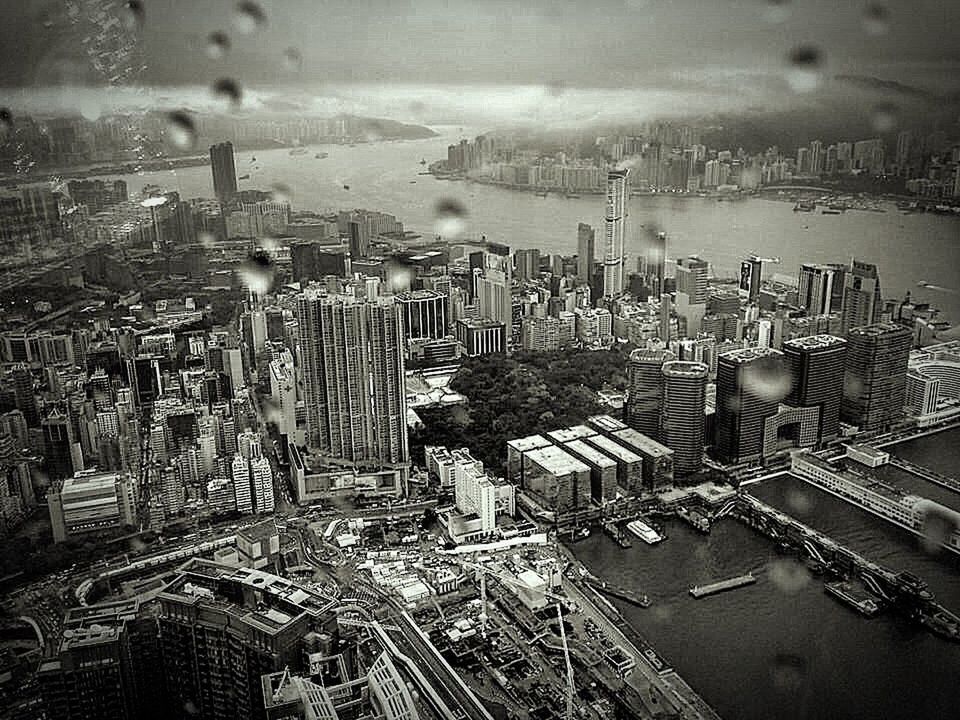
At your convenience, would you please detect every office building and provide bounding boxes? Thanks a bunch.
[297,290,408,467]
[348,218,370,258]
[454,318,506,356]
[841,322,912,431]
[841,260,883,331]
[396,289,448,341]
[624,348,675,438]
[602,169,629,297]
[48,470,136,543]
[268,350,297,442]
[518,444,591,513]
[661,361,709,475]
[475,252,513,339]
[521,315,560,352]
[210,141,238,203]
[675,256,709,335]
[783,335,847,441]
[42,408,76,481]
[714,347,786,464]
[798,263,846,316]
[577,222,596,282]
[514,247,541,281]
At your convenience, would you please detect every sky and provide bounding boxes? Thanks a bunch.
[2,0,959,127]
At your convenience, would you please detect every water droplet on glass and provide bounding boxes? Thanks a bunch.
[763,0,791,24]
[742,360,792,402]
[282,48,302,72]
[233,2,267,35]
[786,45,823,93]
[920,503,959,555]
[184,699,200,716]
[122,1,145,31]
[862,3,890,35]
[212,78,243,108]
[198,231,217,249]
[546,80,566,99]
[767,559,810,595]
[386,261,413,293]
[0,108,13,138]
[408,100,426,118]
[206,31,231,60]
[434,198,468,239]
[165,111,196,150]
[785,489,813,515]
[770,652,807,692]
[78,97,102,122]
[269,183,292,204]
[871,102,899,133]
[240,250,275,296]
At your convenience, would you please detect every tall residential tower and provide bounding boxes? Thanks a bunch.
[602,169,629,297]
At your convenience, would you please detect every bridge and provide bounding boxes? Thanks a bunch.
[887,457,960,496]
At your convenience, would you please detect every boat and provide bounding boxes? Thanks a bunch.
[420,158,427,165]
[690,573,756,598]
[793,201,815,212]
[238,174,250,180]
[920,610,960,641]
[564,192,581,199]
[315,152,329,159]
[821,208,843,215]
[824,581,881,617]
[535,190,549,197]
[409,180,417,184]
[343,184,350,190]
[289,147,308,156]
[626,519,663,545]
[677,507,710,534]
[250,156,256,162]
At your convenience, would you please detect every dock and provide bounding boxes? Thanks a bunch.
[584,577,651,607]
[689,573,756,598]
[602,520,633,548]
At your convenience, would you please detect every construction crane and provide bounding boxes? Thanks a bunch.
[445,556,576,720]
[747,253,782,265]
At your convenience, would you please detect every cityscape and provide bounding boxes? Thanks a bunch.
[1,1,959,720]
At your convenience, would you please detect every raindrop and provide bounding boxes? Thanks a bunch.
[767,559,810,595]
[240,250,275,295]
[434,198,468,239]
[269,183,292,204]
[762,0,791,24]
[122,1,145,31]
[184,699,200,716]
[386,262,413,293]
[919,504,959,555]
[0,108,12,139]
[785,45,823,93]
[408,100,426,118]
[871,102,899,133]
[785,488,813,515]
[742,359,792,402]
[165,111,196,150]
[212,78,243,108]
[198,231,217,249]
[770,652,807,692]
[862,3,890,36]
[650,604,673,624]
[77,97,102,122]
[233,2,267,35]
[282,48,303,72]
[545,80,566,99]
[206,31,231,60]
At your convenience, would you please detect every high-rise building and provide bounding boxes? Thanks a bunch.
[475,252,513,339]
[675,256,709,335]
[841,260,883,331]
[783,335,847,442]
[42,408,76,481]
[637,231,667,300]
[714,347,786,464]
[297,291,408,466]
[396,289,448,341]
[602,169,629,297]
[348,218,370,259]
[841,322,912,431]
[514,248,541,281]
[661,361,709,475]
[209,141,238,203]
[624,349,675,438]
[577,222,595,282]
[10,364,38,427]
[48,469,136,543]
[798,263,846,316]
[454,318,506,356]
[269,350,297,442]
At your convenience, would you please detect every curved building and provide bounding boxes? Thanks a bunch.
[624,348,675,438]
[661,361,709,475]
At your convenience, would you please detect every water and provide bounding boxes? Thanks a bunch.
[110,127,960,321]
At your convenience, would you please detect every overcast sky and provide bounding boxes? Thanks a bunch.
[3,0,959,125]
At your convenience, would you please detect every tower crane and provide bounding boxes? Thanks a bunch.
[445,556,577,720]
[747,253,781,265]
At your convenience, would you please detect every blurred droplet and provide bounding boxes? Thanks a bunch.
[862,3,890,36]
[212,78,243,108]
[77,97,102,122]
[165,111,196,150]
[786,45,823,93]
[386,262,414,293]
[786,488,813,515]
[770,652,807,692]
[768,559,810,595]
[122,1,145,31]
[283,47,303,72]
[763,0,791,24]
[920,504,959,555]
[269,183,292,204]
[408,100,426,118]
[198,231,217,249]
[742,360,792,402]
[206,31,231,60]
[434,198,468,239]
[650,604,673,624]
[240,250,275,295]
[184,699,200,716]
[546,80,566,99]
[0,108,12,139]
[234,2,267,35]
[871,102,899,133]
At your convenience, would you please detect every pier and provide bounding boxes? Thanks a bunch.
[602,519,632,548]
[689,574,756,598]
[887,456,960,496]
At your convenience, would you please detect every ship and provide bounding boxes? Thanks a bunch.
[626,519,663,545]
[343,184,350,190]
[824,581,881,617]
[315,152,329,159]
[564,192,581,199]
[677,507,710,534]
[289,147,308,156]
[535,190,549,197]
[821,208,843,215]
[420,158,427,165]
[238,174,250,180]
[793,201,815,212]
[920,609,960,641]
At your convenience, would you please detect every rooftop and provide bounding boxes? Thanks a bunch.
[612,428,674,458]
[546,425,597,444]
[237,518,279,542]
[522,445,590,475]
[507,434,552,453]
[847,322,912,338]
[587,414,629,433]
[583,434,643,464]
[563,439,617,468]
[718,346,784,364]
[662,360,710,378]
[783,334,847,351]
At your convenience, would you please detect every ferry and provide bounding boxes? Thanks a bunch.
[626,519,663,545]
[289,147,308,156]
[793,201,815,212]
[238,174,250,180]
[677,507,710,534]
[315,152,329,159]
[535,190,549,197]
[343,184,350,190]
[824,581,881,617]
[420,158,427,165]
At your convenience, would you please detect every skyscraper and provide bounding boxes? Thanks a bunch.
[798,263,846,316]
[783,334,847,442]
[841,260,883,331]
[475,252,513,340]
[42,408,76,481]
[841,322,912,431]
[624,348,675,438]
[661,361,709,475]
[602,169,629,297]
[297,291,408,467]
[577,222,595,282]
[209,141,238,203]
[714,347,786,464]
[675,256,709,335]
